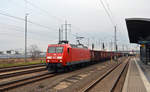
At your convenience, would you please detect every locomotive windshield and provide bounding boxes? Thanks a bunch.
[48,47,55,53]
[48,47,64,53]
[56,47,63,53]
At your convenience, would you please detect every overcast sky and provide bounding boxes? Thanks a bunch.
[0,0,149,51]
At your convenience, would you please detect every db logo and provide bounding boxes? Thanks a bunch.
[53,57,56,59]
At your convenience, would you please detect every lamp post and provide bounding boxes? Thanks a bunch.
[24,13,28,62]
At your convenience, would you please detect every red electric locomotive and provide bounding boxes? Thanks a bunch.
[46,43,91,71]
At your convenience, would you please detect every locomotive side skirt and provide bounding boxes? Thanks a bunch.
[66,59,91,65]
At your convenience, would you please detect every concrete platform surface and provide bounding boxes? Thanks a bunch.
[122,57,150,92]
[137,58,150,83]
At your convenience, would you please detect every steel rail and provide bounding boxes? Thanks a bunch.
[80,58,129,92]
[111,60,129,92]
[0,66,46,79]
[0,72,55,91]
[0,63,45,73]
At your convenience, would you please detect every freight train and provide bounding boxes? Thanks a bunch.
[46,43,122,72]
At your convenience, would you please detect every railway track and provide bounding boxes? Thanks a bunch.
[0,58,129,92]
[0,66,46,79]
[79,58,129,92]
[0,71,56,91]
[0,63,45,73]
[0,63,56,92]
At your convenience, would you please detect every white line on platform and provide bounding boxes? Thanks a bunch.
[134,58,150,92]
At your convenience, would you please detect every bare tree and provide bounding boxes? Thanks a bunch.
[28,44,41,58]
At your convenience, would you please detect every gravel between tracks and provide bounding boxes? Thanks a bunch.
[0,64,45,73]
[0,70,48,85]
[7,60,112,92]
[0,66,45,76]
[6,57,127,92]
[88,58,128,92]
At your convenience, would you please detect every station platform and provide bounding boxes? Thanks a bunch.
[122,57,150,92]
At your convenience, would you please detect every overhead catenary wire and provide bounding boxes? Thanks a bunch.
[24,0,64,22]
[10,0,52,20]
[0,29,53,43]
[0,22,52,33]
[25,0,118,49]
[1,0,106,49]
[0,23,53,37]
[103,0,123,46]
[24,0,94,41]
[0,11,57,31]
[99,0,115,26]
[0,20,58,39]
[98,0,118,52]
[103,0,114,18]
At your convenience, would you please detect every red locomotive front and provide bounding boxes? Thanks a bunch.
[46,44,91,71]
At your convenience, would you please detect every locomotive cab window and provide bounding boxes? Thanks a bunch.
[67,48,70,53]
[48,47,64,53]
[56,47,64,53]
[48,47,55,53]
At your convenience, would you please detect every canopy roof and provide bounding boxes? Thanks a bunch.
[126,18,150,43]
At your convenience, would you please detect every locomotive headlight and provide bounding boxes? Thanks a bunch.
[57,56,62,59]
[47,60,50,62]
[47,56,52,59]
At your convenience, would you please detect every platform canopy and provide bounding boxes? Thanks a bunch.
[126,18,150,44]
